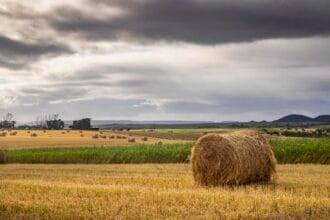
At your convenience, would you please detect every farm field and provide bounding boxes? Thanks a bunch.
[2,136,329,164]
[126,128,232,140]
[0,164,329,219]
[0,130,182,149]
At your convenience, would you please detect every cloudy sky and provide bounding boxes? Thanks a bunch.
[1,0,330,122]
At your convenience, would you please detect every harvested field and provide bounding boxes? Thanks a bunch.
[123,128,232,140]
[0,130,182,149]
[0,164,329,219]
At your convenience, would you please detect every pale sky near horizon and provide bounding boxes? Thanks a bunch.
[0,0,329,122]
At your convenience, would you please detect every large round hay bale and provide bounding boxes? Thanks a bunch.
[191,131,276,186]
[0,149,5,164]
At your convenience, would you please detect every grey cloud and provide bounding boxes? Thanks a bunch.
[4,98,158,121]
[0,35,72,70]
[19,87,88,103]
[164,98,330,121]
[49,0,330,44]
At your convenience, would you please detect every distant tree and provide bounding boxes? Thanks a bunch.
[34,114,48,129]
[46,114,64,130]
[0,113,16,129]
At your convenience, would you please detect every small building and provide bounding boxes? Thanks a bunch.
[71,118,92,130]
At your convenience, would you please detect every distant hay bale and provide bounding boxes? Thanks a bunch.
[80,134,84,137]
[10,131,18,136]
[116,135,122,139]
[0,132,8,137]
[122,136,127,139]
[0,149,5,164]
[191,131,277,186]
[92,134,99,139]
[128,138,135,143]
[100,135,107,139]
[110,135,115,139]
[30,133,38,137]
[142,137,148,141]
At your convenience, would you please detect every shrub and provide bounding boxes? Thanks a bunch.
[92,134,99,139]
[110,135,115,139]
[100,135,107,139]
[157,141,163,145]
[142,137,148,141]
[30,133,38,137]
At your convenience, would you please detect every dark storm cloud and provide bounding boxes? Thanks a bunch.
[0,35,72,69]
[49,0,330,44]
[0,35,71,56]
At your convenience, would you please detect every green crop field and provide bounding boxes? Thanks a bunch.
[270,137,330,164]
[2,137,330,164]
[3,143,192,164]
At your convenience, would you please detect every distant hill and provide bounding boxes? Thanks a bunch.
[274,114,330,123]
[274,114,314,123]
[314,115,330,122]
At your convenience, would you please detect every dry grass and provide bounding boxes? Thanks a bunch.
[0,130,181,150]
[0,164,329,219]
[125,128,232,141]
[191,131,276,186]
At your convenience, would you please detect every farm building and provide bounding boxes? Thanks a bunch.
[71,118,92,130]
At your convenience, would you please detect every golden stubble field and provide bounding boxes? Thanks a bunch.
[0,164,329,219]
[0,130,183,149]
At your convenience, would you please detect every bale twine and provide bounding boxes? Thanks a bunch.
[191,131,277,186]
[0,149,5,164]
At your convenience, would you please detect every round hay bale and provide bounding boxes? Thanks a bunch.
[0,150,6,164]
[128,138,135,143]
[191,131,277,186]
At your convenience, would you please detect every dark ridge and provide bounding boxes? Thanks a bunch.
[273,114,314,123]
[314,115,330,123]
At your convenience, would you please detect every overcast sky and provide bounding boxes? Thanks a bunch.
[1,0,330,122]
